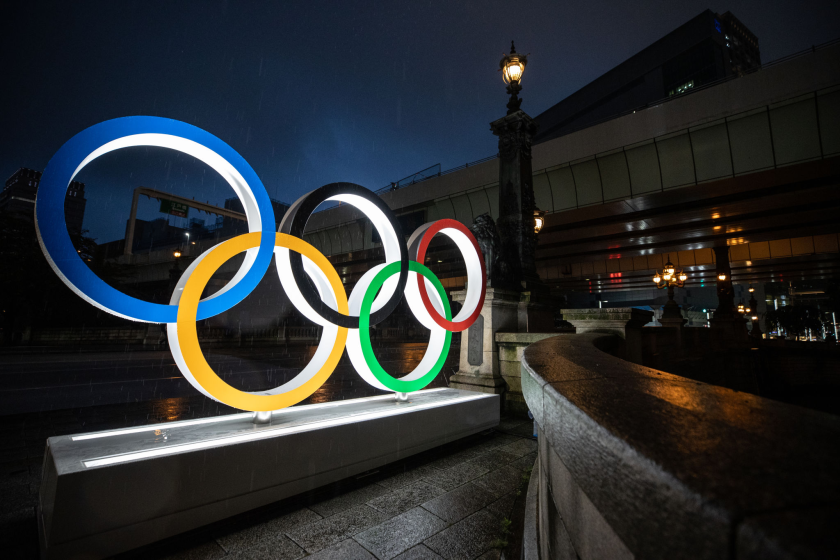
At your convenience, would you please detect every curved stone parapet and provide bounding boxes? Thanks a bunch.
[521,333,840,560]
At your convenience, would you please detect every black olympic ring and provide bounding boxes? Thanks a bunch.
[278,182,409,328]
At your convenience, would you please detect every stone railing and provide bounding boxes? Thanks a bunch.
[521,333,840,560]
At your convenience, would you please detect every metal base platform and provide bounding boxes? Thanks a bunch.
[38,388,499,559]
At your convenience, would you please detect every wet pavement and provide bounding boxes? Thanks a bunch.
[0,342,455,415]
[0,342,539,559]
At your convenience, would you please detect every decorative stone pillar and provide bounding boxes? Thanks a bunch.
[660,284,687,328]
[490,110,540,291]
[449,287,520,395]
[560,307,654,364]
[710,246,748,341]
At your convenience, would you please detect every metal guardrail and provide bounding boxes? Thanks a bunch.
[376,154,499,194]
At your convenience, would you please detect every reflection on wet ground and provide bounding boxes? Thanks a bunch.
[0,342,458,416]
[0,341,501,559]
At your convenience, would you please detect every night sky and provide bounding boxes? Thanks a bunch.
[2,1,838,243]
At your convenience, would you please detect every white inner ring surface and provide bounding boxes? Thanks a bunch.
[66,133,264,320]
[346,265,447,392]
[276,191,402,326]
[167,242,340,400]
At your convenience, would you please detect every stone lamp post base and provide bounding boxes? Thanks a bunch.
[448,287,520,396]
[660,298,687,328]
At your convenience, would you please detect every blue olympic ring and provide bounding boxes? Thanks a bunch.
[35,116,277,323]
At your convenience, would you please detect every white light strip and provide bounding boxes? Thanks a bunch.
[71,388,451,441]
[82,392,486,468]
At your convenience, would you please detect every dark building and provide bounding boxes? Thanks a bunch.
[534,9,761,143]
[0,168,86,234]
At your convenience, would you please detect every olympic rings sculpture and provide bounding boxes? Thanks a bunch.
[35,117,487,412]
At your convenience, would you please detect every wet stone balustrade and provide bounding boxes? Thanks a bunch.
[521,333,840,560]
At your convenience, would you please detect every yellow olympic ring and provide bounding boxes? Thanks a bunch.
[171,232,348,411]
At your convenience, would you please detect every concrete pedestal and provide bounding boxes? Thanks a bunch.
[660,299,687,328]
[38,388,499,559]
[495,332,558,416]
[449,287,520,395]
[560,308,654,364]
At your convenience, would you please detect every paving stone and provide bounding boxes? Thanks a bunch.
[305,538,377,560]
[498,418,528,432]
[367,480,447,516]
[498,438,537,458]
[377,464,440,491]
[225,534,306,560]
[217,507,321,553]
[502,421,536,439]
[160,540,227,560]
[393,543,445,559]
[424,461,489,491]
[486,491,518,520]
[467,449,519,472]
[310,483,391,517]
[424,509,502,560]
[355,507,448,560]
[285,514,348,553]
[471,465,523,499]
[428,447,485,470]
[511,452,537,472]
[475,549,502,560]
[287,505,388,552]
[484,433,520,448]
[421,482,496,524]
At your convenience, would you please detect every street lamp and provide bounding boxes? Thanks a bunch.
[653,255,687,326]
[173,251,182,258]
[500,41,528,115]
[533,208,546,234]
[718,273,727,281]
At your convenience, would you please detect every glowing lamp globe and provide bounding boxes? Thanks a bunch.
[500,42,527,84]
[718,273,727,281]
[533,209,546,234]
[653,275,661,284]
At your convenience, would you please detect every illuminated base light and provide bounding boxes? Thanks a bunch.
[71,388,452,442]
[40,388,498,560]
[82,391,487,468]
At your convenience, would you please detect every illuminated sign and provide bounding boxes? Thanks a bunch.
[159,198,189,217]
[35,116,486,412]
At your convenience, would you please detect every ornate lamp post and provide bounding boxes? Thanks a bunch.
[500,41,528,115]
[653,255,687,327]
[451,40,550,405]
